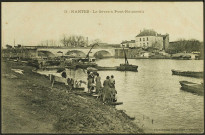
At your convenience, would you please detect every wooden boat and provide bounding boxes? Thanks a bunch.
[171,54,191,60]
[96,66,117,71]
[69,58,97,69]
[66,43,98,69]
[73,87,85,91]
[109,102,123,105]
[172,70,203,78]
[179,81,204,95]
[87,67,98,72]
[116,47,138,72]
[117,64,138,71]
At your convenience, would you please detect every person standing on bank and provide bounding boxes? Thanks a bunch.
[95,73,102,94]
[102,76,111,103]
[110,75,115,88]
[90,72,95,93]
[110,75,117,102]
[87,71,92,93]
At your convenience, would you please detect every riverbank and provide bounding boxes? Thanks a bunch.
[2,60,143,133]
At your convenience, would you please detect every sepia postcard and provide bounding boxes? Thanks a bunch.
[1,1,204,134]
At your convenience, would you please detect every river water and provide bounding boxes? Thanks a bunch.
[37,58,204,133]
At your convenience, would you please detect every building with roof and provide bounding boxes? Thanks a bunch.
[135,29,169,50]
[120,40,136,48]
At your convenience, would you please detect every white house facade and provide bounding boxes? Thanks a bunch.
[135,36,164,50]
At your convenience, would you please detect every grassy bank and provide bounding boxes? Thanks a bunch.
[2,60,143,133]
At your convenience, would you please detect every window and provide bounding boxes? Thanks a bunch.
[140,38,141,41]
[143,38,145,41]
[147,37,148,41]
[147,42,149,45]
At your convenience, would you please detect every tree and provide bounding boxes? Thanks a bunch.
[76,36,86,46]
[167,39,202,53]
[152,41,161,50]
[90,39,102,46]
[6,44,12,49]
[60,35,87,47]
[61,34,67,46]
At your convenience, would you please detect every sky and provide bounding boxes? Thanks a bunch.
[1,2,203,47]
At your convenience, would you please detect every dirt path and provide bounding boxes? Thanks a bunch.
[1,60,143,134]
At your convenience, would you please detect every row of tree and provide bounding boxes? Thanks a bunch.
[60,35,87,47]
[60,35,101,47]
[5,35,102,49]
[166,39,203,54]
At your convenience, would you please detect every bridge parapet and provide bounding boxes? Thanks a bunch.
[37,48,115,57]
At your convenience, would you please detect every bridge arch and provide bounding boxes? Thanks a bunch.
[65,50,86,58]
[38,50,56,58]
[93,50,112,58]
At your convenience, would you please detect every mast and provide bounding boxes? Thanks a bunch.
[123,47,129,65]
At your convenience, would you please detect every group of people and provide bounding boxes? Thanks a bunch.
[87,71,117,103]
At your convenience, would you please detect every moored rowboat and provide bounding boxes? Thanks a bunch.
[172,70,203,78]
[116,64,138,72]
[179,81,204,95]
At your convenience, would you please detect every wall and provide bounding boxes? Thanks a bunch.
[163,35,169,51]
[2,48,37,59]
[115,48,142,58]
[128,43,136,48]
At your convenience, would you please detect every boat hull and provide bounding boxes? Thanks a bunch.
[73,87,85,91]
[96,66,117,71]
[67,63,97,69]
[172,70,203,78]
[116,64,138,72]
[179,81,204,95]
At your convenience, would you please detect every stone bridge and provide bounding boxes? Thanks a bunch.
[37,48,115,58]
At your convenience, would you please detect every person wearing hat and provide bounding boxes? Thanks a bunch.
[110,75,115,88]
[102,76,112,103]
[87,71,91,93]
